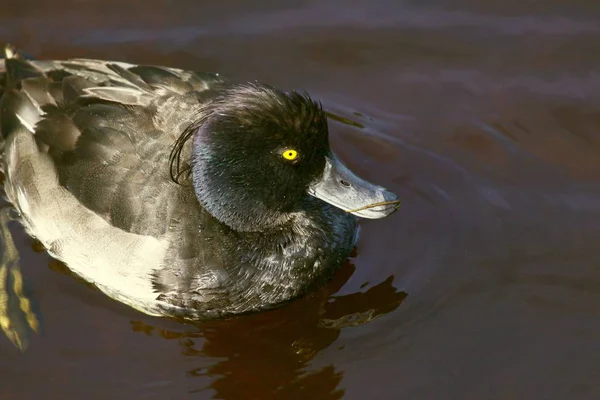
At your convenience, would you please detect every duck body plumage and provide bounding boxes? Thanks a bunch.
[0,53,360,319]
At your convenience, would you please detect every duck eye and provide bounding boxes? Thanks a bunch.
[282,149,299,161]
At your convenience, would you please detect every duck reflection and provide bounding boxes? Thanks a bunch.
[130,257,407,399]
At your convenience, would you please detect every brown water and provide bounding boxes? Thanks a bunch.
[1,1,600,399]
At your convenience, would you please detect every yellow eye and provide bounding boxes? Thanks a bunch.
[282,149,298,161]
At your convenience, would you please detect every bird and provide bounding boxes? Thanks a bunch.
[0,44,399,349]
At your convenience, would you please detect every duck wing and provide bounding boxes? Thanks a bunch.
[1,56,225,235]
[1,54,226,316]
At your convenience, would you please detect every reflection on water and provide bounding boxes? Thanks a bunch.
[129,261,406,399]
[0,207,40,351]
[0,236,405,398]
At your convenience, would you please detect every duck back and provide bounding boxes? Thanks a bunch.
[0,52,237,316]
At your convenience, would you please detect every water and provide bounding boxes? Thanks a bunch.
[1,1,600,398]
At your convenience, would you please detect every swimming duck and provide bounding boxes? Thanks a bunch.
[0,45,398,340]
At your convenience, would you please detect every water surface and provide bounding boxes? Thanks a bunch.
[1,1,600,399]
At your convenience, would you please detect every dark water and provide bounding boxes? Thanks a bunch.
[1,1,600,399]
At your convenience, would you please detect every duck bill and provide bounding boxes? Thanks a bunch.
[308,154,400,219]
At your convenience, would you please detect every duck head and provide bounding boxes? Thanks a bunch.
[171,83,399,232]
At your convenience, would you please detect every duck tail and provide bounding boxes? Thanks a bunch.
[1,43,30,89]
[1,44,42,139]
[1,43,21,73]
[2,43,20,60]
[1,43,18,95]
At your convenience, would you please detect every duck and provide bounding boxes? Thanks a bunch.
[0,44,399,333]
